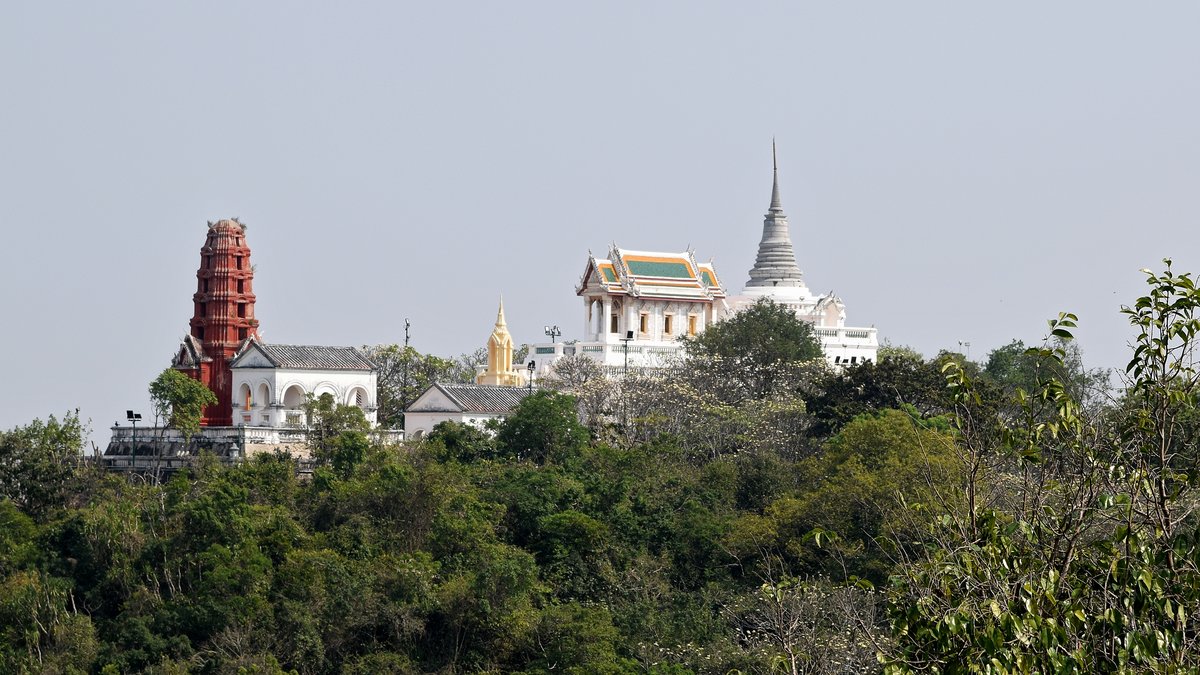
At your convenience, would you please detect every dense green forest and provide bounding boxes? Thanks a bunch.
[5,263,1200,674]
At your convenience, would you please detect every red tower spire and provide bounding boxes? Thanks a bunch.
[175,219,259,426]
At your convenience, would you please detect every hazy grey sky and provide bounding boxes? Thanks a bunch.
[2,2,1198,438]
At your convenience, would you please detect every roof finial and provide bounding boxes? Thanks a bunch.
[495,296,507,327]
[769,138,783,212]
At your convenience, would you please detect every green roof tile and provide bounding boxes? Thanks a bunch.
[627,260,692,279]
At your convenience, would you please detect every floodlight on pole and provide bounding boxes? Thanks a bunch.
[126,410,142,453]
[620,330,634,376]
[619,330,635,428]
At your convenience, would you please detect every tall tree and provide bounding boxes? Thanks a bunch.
[148,368,217,442]
[496,391,589,464]
[983,337,1110,408]
[886,262,1200,672]
[363,344,459,428]
[684,297,823,401]
[304,393,372,477]
[542,354,614,431]
[0,412,86,518]
[807,345,952,438]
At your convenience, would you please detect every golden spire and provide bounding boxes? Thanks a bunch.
[495,296,507,328]
[478,295,525,386]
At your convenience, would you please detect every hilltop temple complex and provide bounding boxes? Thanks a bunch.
[103,145,879,472]
[529,146,878,373]
[104,219,387,472]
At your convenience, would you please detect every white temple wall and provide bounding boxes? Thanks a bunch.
[231,368,378,428]
[404,411,508,441]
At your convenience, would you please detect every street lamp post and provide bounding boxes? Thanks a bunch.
[544,325,561,343]
[619,330,634,429]
[126,410,141,450]
[527,360,536,394]
[402,318,411,411]
[620,330,634,376]
[127,409,149,479]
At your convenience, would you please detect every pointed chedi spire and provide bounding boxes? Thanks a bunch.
[769,137,783,213]
[746,140,806,288]
[495,296,507,328]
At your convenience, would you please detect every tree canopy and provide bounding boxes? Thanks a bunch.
[8,262,1200,672]
[148,368,217,441]
[684,297,824,400]
[496,390,590,464]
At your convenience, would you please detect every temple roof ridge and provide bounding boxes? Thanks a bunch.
[231,339,377,371]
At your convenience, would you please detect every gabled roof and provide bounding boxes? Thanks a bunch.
[231,337,376,371]
[697,262,723,294]
[172,334,211,369]
[576,246,726,301]
[409,382,531,414]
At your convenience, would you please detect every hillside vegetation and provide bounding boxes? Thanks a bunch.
[4,264,1200,674]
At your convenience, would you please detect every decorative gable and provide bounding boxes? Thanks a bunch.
[172,334,211,369]
[407,385,464,413]
[230,340,277,369]
[576,246,727,302]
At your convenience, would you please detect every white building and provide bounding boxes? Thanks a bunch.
[103,341,391,475]
[529,246,728,376]
[528,146,877,374]
[404,382,531,439]
[726,146,878,366]
[229,338,379,427]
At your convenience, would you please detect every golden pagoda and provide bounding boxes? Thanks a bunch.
[476,298,527,387]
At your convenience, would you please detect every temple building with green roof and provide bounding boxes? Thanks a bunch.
[528,244,729,376]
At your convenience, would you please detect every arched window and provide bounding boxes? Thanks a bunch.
[239,383,252,410]
[256,383,270,408]
[348,387,368,410]
[283,385,306,409]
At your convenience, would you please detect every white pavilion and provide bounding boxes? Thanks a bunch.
[529,144,878,374]
[529,246,728,376]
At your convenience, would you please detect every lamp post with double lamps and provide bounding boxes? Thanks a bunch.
[126,409,142,453]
